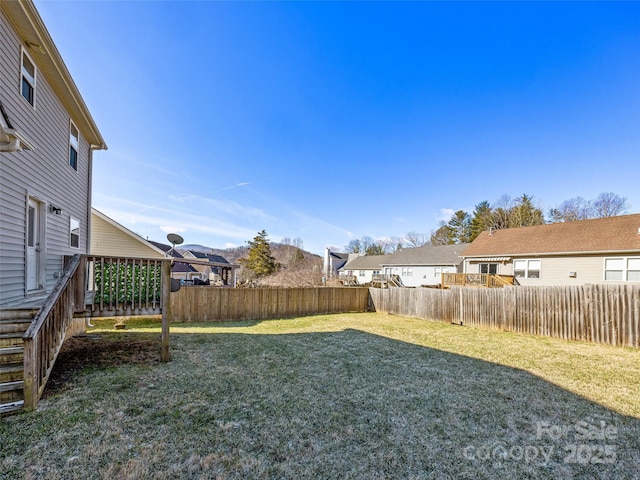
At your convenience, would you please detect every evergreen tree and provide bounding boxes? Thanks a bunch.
[447,210,472,244]
[240,230,277,277]
[469,200,493,241]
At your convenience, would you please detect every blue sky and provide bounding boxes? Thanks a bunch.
[36,1,640,255]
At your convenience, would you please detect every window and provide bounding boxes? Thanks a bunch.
[70,217,80,248]
[605,257,640,282]
[479,263,498,275]
[514,259,541,279]
[69,122,79,170]
[359,270,365,277]
[21,50,36,105]
[401,267,413,276]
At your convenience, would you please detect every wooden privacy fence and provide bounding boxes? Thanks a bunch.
[369,284,640,348]
[171,287,370,322]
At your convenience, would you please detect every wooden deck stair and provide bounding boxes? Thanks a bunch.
[0,309,38,416]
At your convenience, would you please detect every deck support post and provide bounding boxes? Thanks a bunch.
[161,260,171,362]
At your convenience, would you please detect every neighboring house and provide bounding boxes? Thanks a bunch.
[380,244,469,287]
[323,248,360,277]
[181,249,237,286]
[339,254,388,285]
[0,1,106,307]
[148,241,201,283]
[90,209,166,259]
[460,214,640,286]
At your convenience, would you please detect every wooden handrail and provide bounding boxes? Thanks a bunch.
[23,254,85,410]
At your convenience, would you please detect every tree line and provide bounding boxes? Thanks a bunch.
[345,191,630,253]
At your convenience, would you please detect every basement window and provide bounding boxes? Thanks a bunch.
[21,50,36,106]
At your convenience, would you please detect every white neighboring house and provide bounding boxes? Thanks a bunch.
[339,254,389,284]
[380,244,469,287]
[0,1,106,307]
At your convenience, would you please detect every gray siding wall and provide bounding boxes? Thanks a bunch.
[1,12,91,305]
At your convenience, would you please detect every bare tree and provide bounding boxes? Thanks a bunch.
[592,192,629,218]
[404,231,429,248]
[548,197,593,222]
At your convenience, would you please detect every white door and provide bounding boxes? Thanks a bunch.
[26,198,41,291]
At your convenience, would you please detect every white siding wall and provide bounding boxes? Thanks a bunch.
[1,12,92,305]
[382,265,458,287]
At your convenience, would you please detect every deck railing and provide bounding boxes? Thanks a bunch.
[442,273,515,288]
[86,256,168,317]
[22,255,86,410]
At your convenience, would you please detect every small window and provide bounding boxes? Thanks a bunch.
[359,270,365,277]
[401,267,413,276]
[21,50,36,105]
[70,217,80,248]
[514,259,541,279]
[69,122,79,170]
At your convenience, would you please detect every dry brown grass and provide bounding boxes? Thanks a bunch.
[2,313,639,479]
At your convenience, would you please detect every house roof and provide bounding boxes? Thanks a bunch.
[185,250,231,265]
[460,214,640,258]
[0,0,106,149]
[339,254,389,271]
[381,244,469,266]
[148,240,185,258]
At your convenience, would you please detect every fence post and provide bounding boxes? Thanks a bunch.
[161,260,171,362]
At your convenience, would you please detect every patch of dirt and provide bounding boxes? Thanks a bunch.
[42,333,160,398]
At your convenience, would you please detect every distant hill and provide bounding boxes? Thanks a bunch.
[178,243,322,267]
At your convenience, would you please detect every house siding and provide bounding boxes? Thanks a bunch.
[382,265,458,287]
[1,10,92,305]
[464,254,639,286]
[90,212,165,259]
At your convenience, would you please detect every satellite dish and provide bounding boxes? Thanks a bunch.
[167,233,184,256]
[167,233,184,246]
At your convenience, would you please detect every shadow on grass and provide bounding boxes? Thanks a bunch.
[37,325,640,479]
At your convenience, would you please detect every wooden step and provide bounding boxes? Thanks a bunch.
[0,309,38,321]
[0,400,24,416]
[0,332,25,349]
[0,364,23,383]
[0,380,24,404]
[0,380,23,393]
[0,320,32,333]
[0,346,24,366]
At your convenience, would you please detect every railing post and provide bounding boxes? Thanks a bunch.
[161,260,171,362]
[22,336,36,410]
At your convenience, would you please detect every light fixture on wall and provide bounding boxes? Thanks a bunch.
[49,204,61,215]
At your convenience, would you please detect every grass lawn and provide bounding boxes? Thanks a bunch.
[2,313,640,479]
